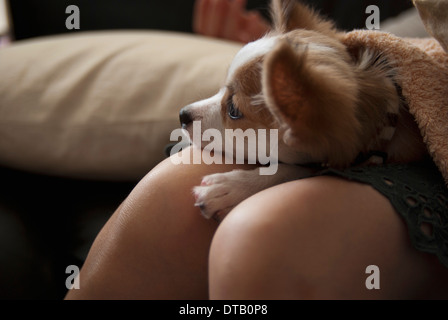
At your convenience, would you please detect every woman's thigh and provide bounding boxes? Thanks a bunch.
[209,176,448,299]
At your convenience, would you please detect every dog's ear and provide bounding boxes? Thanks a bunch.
[262,39,361,164]
[262,39,311,146]
[270,0,337,36]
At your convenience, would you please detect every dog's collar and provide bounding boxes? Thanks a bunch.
[301,150,388,170]
[352,150,388,166]
[374,80,406,164]
[358,76,404,166]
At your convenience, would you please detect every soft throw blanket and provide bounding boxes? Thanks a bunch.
[342,0,448,184]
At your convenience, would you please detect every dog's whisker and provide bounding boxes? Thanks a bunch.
[250,92,266,106]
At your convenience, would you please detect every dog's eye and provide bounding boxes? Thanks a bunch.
[227,97,243,120]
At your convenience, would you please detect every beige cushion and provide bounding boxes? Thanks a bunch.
[413,0,448,52]
[0,31,242,180]
[381,8,428,38]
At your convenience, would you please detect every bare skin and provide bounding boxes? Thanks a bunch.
[210,176,448,299]
[65,148,245,299]
[193,0,270,43]
[65,147,448,300]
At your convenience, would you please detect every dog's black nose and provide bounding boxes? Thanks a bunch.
[179,108,193,128]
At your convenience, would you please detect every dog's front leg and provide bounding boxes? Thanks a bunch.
[193,164,316,221]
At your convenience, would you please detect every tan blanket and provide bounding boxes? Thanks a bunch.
[342,0,448,184]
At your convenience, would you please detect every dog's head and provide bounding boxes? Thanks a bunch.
[180,0,401,167]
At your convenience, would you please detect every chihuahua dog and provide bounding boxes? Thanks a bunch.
[179,0,426,220]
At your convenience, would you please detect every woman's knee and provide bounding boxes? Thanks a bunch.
[208,176,352,299]
[209,176,445,299]
[120,147,254,225]
[67,147,255,299]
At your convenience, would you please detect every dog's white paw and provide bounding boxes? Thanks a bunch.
[193,169,260,220]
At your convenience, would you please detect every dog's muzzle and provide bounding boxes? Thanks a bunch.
[179,107,193,129]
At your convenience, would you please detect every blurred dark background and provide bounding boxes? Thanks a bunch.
[2,0,414,300]
[9,0,413,40]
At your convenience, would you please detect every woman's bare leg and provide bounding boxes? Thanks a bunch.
[66,146,448,300]
[65,147,253,299]
[209,176,448,299]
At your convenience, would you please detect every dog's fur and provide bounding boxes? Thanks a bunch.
[179,0,427,220]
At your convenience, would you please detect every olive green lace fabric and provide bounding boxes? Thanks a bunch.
[321,160,448,268]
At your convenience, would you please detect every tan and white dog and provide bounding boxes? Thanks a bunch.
[179,0,426,220]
